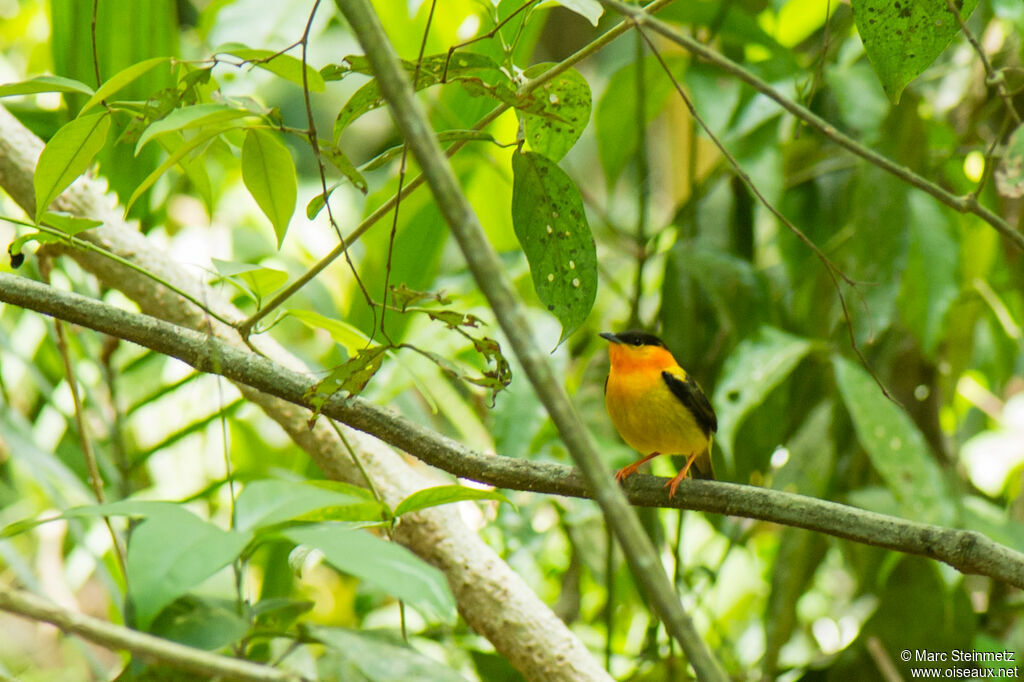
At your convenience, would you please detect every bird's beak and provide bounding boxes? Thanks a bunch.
[599,332,620,344]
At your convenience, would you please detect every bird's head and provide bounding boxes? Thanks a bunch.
[600,331,675,371]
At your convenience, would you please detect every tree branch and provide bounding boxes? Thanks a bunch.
[0,586,304,681]
[2,272,1023,590]
[332,1,728,679]
[598,0,1024,252]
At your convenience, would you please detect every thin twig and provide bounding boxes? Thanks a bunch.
[944,0,1020,126]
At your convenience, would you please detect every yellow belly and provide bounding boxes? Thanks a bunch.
[605,370,708,455]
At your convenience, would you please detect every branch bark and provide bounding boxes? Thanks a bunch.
[0,587,303,681]
[332,1,728,679]
[0,104,611,682]
[3,272,1023,590]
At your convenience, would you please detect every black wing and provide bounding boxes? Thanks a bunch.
[662,370,717,437]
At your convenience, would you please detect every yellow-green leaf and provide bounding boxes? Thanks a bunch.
[33,112,111,222]
[241,129,297,248]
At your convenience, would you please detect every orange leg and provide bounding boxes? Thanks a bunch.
[665,451,700,498]
[615,452,661,483]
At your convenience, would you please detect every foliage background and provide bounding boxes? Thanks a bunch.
[0,0,1022,679]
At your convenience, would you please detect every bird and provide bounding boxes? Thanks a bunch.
[600,330,717,497]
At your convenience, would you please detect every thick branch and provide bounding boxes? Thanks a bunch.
[333,1,728,679]
[599,0,1024,251]
[0,587,303,681]
[4,271,1023,589]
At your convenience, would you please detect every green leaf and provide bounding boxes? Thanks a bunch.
[520,66,590,162]
[596,56,686,187]
[135,103,251,154]
[393,485,513,518]
[235,479,387,532]
[333,52,503,138]
[995,123,1024,198]
[897,194,959,357]
[833,356,954,525]
[242,129,297,248]
[319,143,367,193]
[712,327,813,465]
[128,506,252,630]
[510,151,597,345]
[0,75,94,97]
[41,211,103,235]
[150,597,249,651]
[219,45,325,92]
[852,0,979,103]
[33,112,111,222]
[285,525,456,623]
[79,56,171,113]
[306,183,341,219]
[0,500,176,539]
[211,258,289,301]
[158,133,214,215]
[312,627,469,681]
[288,309,371,353]
[126,125,237,214]
[554,0,603,25]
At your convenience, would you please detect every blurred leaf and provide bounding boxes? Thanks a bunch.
[242,129,297,247]
[235,479,387,532]
[149,597,249,651]
[852,0,979,103]
[218,44,325,91]
[960,496,1024,554]
[128,506,252,630]
[596,56,684,187]
[713,327,813,466]
[897,194,959,357]
[211,258,289,302]
[361,130,498,172]
[1,500,177,539]
[41,211,103,235]
[80,56,171,113]
[554,0,602,25]
[135,103,251,154]
[157,132,214,214]
[288,309,371,353]
[313,627,469,681]
[511,150,597,345]
[995,124,1024,198]
[33,112,111,222]
[393,485,514,518]
[0,75,94,97]
[284,526,456,623]
[833,356,955,525]
[521,65,590,162]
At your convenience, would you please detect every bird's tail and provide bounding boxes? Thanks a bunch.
[690,437,715,481]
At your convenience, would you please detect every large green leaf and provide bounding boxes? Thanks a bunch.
[852,0,979,103]
[284,525,456,623]
[0,75,94,97]
[521,65,591,162]
[79,56,171,113]
[128,507,253,630]
[234,479,387,532]
[833,356,954,525]
[33,112,111,222]
[712,327,814,466]
[135,103,251,154]
[313,628,469,682]
[241,129,297,247]
[510,151,597,345]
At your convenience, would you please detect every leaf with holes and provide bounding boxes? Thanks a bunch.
[242,129,297,247]
[712,327,814,466]
[833,356,954,525]
[511,151,597,346]
[520,65,590,162]
[852,0,979,103]
[33,112,111,222]
[305,345,388,413]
